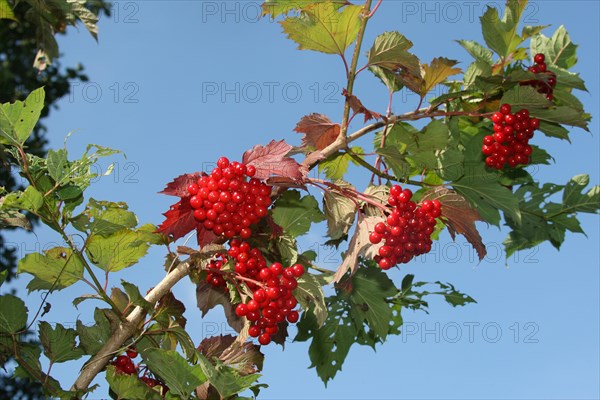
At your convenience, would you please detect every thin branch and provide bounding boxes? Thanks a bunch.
[71,259,194,392]
[340,0,374,137]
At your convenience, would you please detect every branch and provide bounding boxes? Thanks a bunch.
[304,108,490,171]
[71,258,193,393]
[340,0,374,137]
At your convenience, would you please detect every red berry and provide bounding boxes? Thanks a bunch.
[287,310,300,323]
[235,303,248,317]
[126,349,138,359]
[500,104,511,115]
[534,53,545,64]
[258,333,271,345]
[248,325,261,337]
[491,112,504,124]
[291,264,305,277]
[369,232,382,244]
[217,157,230,169]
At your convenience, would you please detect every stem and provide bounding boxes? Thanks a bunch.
[345,148,427,187]
[71,259,193,392]
[340,0,374,137]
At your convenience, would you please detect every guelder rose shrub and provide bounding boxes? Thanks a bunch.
[0,0,598,399]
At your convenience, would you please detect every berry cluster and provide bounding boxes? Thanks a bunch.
[521,53,557,100]
[206,240,304,346]
[368,186,441,270]
[483,103,540,169]
[187,157,272,239]
[111,348,168,395]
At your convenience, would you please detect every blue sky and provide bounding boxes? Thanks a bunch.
[4,1,600,399]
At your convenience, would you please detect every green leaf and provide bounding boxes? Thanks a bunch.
[197,353,259,398]
[0,294,28,334]
[463,61,492,88]
[294,273,327,327]
[47,148,69,182]
[454,179,521,226]
[142,349,206,398]
[500,85,553,110]
[77,308,111,355]
[0,88,45,146]
[480,0,527,58]
[368,66,404,93]
[106,365,163,400]
[367,31,420,77]
[39,322,84,363]
[280,3,362,56]
[562,174,600,214]
[323,180,357,241]
[0,270,7,286]
[0,0,16,20]
[72,199,138,236]
[531,25,578,69]
[85,229,151,272]
[548,65,587,91]
[348,266,397,340]
[538,121,570,140]
[122,280,152,309]
[271,190,325,237]
[18,247,84,292]
[276,235,298,265]
[262,0,346,17]
[295,299,356,385]
[530,106,590,131]
[66,0,99,40]
[456,40,493,65]
[1,186,44,213]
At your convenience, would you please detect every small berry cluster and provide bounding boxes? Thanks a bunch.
[521,53,557,100]
[111,348,168,395]
[187,157,272,239]
[483,103,540,169]
[206,240,304,346]
[368,186,441,270]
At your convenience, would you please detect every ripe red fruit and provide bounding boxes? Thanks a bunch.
[258,333,271,345]
[235,303,248,317]
[369,232,382,244]
[287,310,300,323]
[126,349,138,359]
[291,264,305,277]
[491,112,504,123]
[534,53,545,64]
[217,157,230,169]
[248,325,261,337]
[116,355,130,367]
[500,104,512,115]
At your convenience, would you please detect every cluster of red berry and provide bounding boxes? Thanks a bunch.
[111,348,168,395]
[187,157,272,239]
[483,103,540,169]
[368,186,441,269]
[206,240,304,346]
[521,53,557,100]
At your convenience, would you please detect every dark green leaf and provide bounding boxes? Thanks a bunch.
[142,349,206,398]
[106,365,163,400]
[294,273,327,327]
[0,294,28,333]
[39,322,84,363]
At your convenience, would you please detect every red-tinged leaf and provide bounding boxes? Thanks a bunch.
[423,187,487,261]
[242,140,303,181]
[294,113,341,150]
[196,280,245,332]
[342,89,383,123]
[332,214,385,283]
[160,173,201,197]
[197,227,218,248]
[197,334,264,374]
[157,198,197,241]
